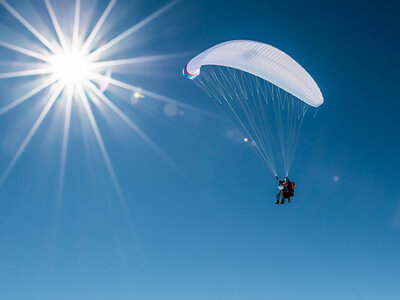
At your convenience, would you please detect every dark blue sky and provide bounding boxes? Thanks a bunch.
[0,0,399,299]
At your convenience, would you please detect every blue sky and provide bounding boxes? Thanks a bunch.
[0,0,399,299]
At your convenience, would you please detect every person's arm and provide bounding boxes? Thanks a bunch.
[281,181,289,187]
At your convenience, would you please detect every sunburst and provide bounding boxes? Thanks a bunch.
[0,0,182,198]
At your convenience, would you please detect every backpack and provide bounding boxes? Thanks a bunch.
[287,181,295,196]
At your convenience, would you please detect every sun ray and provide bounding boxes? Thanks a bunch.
[77,86,124,200]
[57,86,73,201]
[0,76,57,115]
[81,0,116,54]
[88,0,181,59]
[0,40,51,62]
[44,0,68,50]
[89,72,197,111]
[0,84,64,186]
[0,68,53,79]
[88,72,175,102]
[91,53,186,69]
[0,0,186,199]
[86,80,179,171]
[72,0,81,50]
[0,0,59,53]
[0,61,45,67]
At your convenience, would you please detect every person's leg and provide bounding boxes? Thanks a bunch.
[276,193,280,204]
[280,191,285,204]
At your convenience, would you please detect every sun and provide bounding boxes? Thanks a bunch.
[0,0,182,198]
[50,49,92,88]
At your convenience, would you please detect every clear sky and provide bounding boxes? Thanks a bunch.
[0,0,399,299]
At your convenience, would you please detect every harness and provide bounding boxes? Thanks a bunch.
[276,176,295,198]
[282,181,295,198]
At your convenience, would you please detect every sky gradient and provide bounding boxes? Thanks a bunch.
[0,0,399,299]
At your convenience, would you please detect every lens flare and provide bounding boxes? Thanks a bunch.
[50,50,91,87]
[0,0,182,199]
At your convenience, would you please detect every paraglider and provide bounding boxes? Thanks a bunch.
[275,176,295,204]
[183,40,323,203]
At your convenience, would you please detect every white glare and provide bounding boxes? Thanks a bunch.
[133,90,144,99]
[50,50,91,87]
[0,0,182,198]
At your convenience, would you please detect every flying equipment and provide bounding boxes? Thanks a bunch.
[183,40,323,179]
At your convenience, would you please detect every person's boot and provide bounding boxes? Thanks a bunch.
[275,199,279,204]
[280,199,285,204]
[288,198,291,203]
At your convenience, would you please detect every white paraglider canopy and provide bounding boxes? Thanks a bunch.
[184,40,323,107]
[184,40,324,177]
